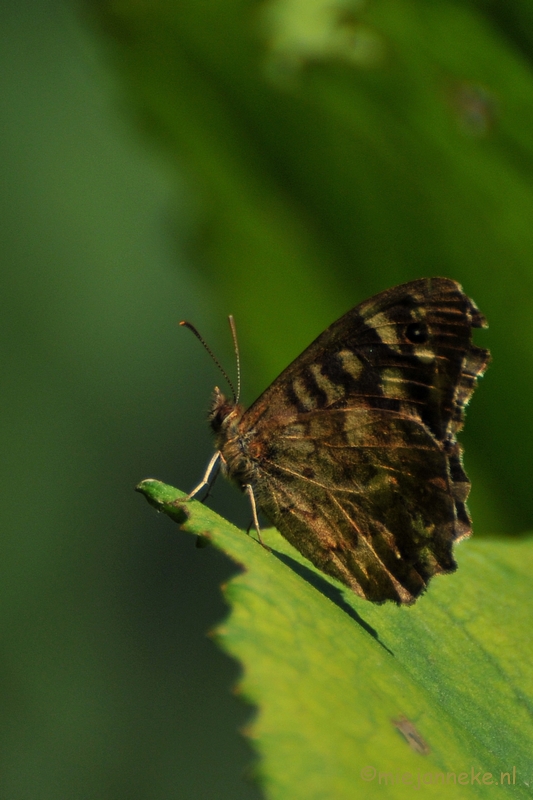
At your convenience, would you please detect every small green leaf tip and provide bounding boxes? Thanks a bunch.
[135,478,190,523]
[134,477,252,559]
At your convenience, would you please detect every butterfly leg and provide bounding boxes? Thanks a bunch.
[244,484,270,550]
[186,451,221,501]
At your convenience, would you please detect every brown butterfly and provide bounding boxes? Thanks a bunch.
[183,278,490,604]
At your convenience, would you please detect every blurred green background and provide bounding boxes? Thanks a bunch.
[1,0,532,798]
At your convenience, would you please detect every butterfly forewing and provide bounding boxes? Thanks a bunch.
[216,277,490,604]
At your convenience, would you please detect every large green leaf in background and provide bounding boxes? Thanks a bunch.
[138,481,533,799]
[88,0,533,534]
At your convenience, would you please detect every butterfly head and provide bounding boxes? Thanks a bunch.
[208,386,243,438]
[180,316,244,444]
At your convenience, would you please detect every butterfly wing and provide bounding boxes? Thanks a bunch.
[236,277,490,604]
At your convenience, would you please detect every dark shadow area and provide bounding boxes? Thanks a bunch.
[271,550,394,657]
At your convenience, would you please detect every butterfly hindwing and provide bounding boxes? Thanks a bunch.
[247,405,462,603]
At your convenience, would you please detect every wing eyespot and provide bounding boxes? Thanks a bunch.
[405,322,429,344]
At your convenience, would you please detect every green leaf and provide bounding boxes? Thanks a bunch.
[137,479,533,799]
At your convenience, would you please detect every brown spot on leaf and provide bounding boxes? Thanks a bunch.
[392,715,430,755]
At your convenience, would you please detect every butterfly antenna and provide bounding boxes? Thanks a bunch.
[228,315,241,404]
[179,319,237,403]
